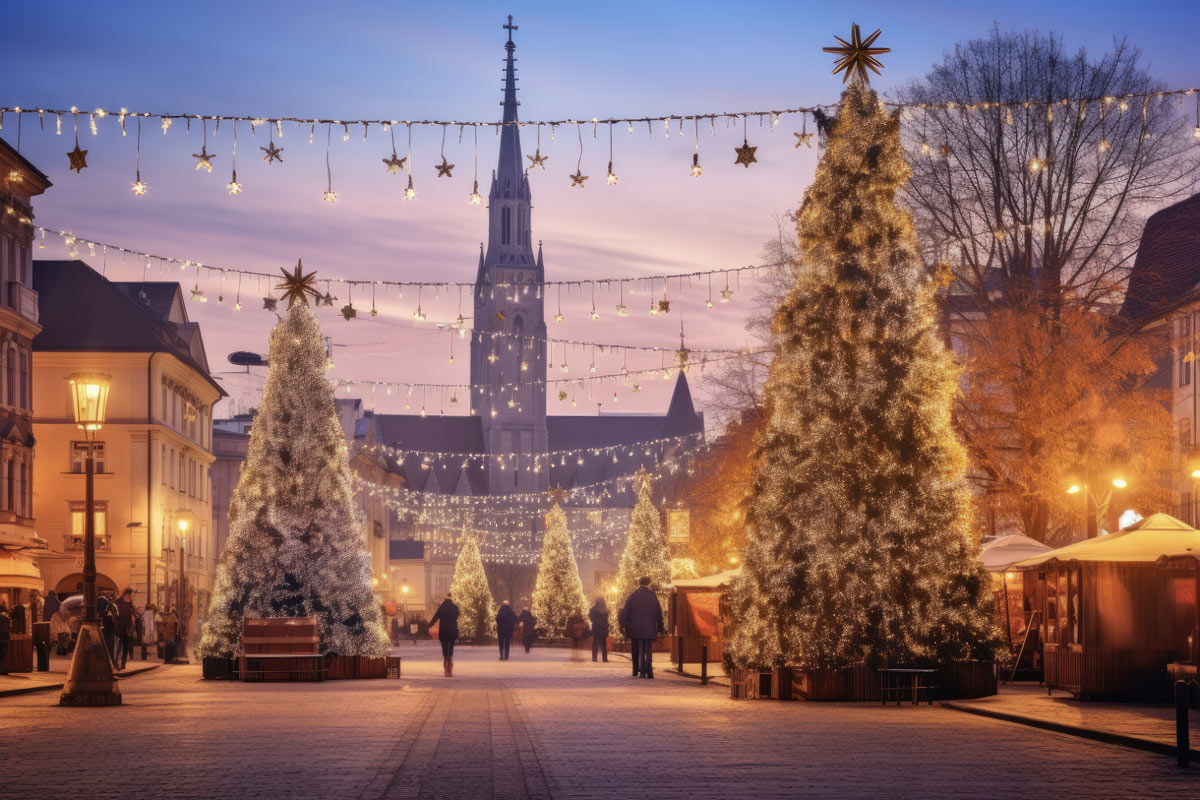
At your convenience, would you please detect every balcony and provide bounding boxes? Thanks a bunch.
[62,534,111,552]
[5,282,38,325]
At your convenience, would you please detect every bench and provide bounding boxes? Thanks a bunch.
[878,667,938,705]
[239,617,327,682]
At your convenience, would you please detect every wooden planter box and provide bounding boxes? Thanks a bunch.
[201,655,239,680]
[792,667,847,700]
[3,634,32,673]
[326,654,388,679]
[730,668,775,700]
[939,660,997,699]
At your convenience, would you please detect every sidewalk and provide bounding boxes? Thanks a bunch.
[943,683,1200,760]
[0,653,165,697]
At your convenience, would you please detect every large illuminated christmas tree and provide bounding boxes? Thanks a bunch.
[610,472,672,637]
[450,532,496,640]
[726,29,996,671]
[531,502,587,637]
[197,265,390,659]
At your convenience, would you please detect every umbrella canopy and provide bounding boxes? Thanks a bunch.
[980,534,1052,573]
[1013,512,1200,569]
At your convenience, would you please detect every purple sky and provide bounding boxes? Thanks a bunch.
[8,1,1196,421]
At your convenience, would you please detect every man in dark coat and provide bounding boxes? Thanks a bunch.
[517,607,536,653]
[42,590,61,622]
[429,594,460,677]
[588,598,610,663]
[96,591,117,659]
[619,577,665,678]
[496,601,517,661]
[114,588,137,669]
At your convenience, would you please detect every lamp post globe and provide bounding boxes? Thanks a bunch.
[60,372,120,706]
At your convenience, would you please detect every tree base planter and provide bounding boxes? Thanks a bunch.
[937,661,997,699]
[737,661,996,701]
[326,655,388,679]
[792,667,846,701]
[730,668,775,700]
[201,655,239,680]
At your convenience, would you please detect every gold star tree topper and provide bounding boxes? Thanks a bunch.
[549,483,568,504]
[823,23,890,85]
[275,260,321,309]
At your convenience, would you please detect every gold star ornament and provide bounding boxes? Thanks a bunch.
[823,23,889,85]
[549,484,568,504]
[526,149,548,170]
[67,143,89,173]
[435,156,455,178]
[569,169,588,187]
[734,139,757,168]
[275,260,321,309]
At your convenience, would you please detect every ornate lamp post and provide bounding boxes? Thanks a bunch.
[60,372,120,707]
[175,510,195,660]
[1067,476,1127,539]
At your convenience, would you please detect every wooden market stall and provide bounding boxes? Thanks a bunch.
[1012,513,1200,699]
[980,534,1051,653]
[669,569,739,665]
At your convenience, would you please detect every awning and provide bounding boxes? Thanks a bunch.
[0,550,43,591]
[980,534,1052,572]
[674,568,741,589]
[1014,512,1200,569]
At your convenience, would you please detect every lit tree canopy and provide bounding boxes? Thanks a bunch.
[725,80,998,671]
[610,474,673,637]
[197,305,389,659]
[531,503,587,637]
[450,532,496,640]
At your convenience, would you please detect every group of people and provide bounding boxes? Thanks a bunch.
[94,589,183,668]
[426,576,666,679]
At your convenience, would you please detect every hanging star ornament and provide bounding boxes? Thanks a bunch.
[67,143,88,173]
[794,131,813,148]
[435,156,455,177]
[260,140,284,164]
[823,23,890,85]
[569,169,588,187]
[275,260,321,309]
[320,292,336,307]
[734,139,758,168]
[262,296,278,312]
[382,152,407,174]
[341,303,357,320]
[526,149,548,170]
[192,146,215,172]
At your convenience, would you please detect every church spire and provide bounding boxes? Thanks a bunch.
[496,15,524,189]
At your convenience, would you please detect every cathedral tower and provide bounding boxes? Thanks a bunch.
[470,16,549,493]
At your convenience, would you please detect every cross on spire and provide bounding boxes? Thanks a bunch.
[504,14,517,42]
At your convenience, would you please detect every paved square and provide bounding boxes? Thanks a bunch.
[2,643,1196,799]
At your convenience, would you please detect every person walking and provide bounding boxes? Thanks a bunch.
[588,598,610,663]
[517,607,537,653]
[158,606,179,664]
[429,594,460,677]
[96,590,117,660]
[496,601,517,661]
[0,602,10,675]
[618,577,664,679]
[114,588,136,670]
[42,590,61,622]
[50,605,72,656]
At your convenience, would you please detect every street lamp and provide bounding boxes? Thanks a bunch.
[400,582,411,643]
[176,510,195,660]
[1067,476,1127,539]
[60,372,119,707]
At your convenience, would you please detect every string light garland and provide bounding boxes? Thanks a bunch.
[360,431,703,468]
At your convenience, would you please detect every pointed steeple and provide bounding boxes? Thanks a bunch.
[536,240,544,272]
[663,371,703,438]
[495,14,526,194]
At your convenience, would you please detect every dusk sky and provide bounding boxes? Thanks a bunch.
[8,0,1196,421]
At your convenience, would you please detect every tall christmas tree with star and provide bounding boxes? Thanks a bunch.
[725,26,997,671]
[610,472,673,637]
[197,263,390,660]
[531,500,588,637]
[449,531,497,641]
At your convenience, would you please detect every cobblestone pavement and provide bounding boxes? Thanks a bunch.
[2,642,1197,799]
[947,683,1200,749]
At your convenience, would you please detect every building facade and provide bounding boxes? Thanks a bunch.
[32,262,223,649]
[0,138,49,608]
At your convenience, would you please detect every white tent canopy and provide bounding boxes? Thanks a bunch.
[1013,512,1200,569]
[980,534,1051,573]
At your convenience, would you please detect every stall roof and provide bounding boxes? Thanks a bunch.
[673,568,741,589]
[980,534,1051,572]
[1013,513,1200,569]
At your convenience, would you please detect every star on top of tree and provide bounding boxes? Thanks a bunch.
[823,23,890,85]
[67,143,88,173]
[526,149,548,170]
[734,140,758,168]
[275,260,321,309]
[633,466,652,493]
[549,483,568,504]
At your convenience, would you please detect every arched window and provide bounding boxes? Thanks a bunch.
[518,207,526,245]
[18,349,27,410]
[501,206,511,245]
[4,347,13,406]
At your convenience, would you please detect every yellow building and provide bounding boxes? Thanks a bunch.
[0,138,50,608]
[32,261,222,649]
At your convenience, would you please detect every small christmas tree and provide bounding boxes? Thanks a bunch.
[449,531,496,640]
[725,36,996,671]
[610,472,672,637]
[531,502,587,637]
[198,269,389,659]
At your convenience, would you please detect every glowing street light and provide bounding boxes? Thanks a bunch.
[1066,476,1129,539]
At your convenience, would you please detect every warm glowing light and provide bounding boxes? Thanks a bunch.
[689,153,702,177]
[131,180,147,196]
[1111,477,1127,489]
[68,373,112,431]
[729,555,739,564]
[1191,468,1200,479]
[1066,484,1081,494]
[227,180,242,195]
[323,190,338,204]
[1004,572,1016,581]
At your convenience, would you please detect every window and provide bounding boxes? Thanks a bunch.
[4,347,13,405]
[518,207,526,245]
[1044,568,1082,646]
[70,501,108,541]
[169,448,176,489]
[1182,419,1193,449]
[179,452,186,494]
[1181,353,1192,387]
[5,457,13,512]
[18,350,27,409]
[161,385,168,424]
[161,444,167,484]
[501,206,511,245]
[69,441,106,473]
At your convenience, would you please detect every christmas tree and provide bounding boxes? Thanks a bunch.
[725,51,996,671]
[197,275,389,659]
[610,472,672,637]
[449,531,496,640]
[531,502,587,637]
